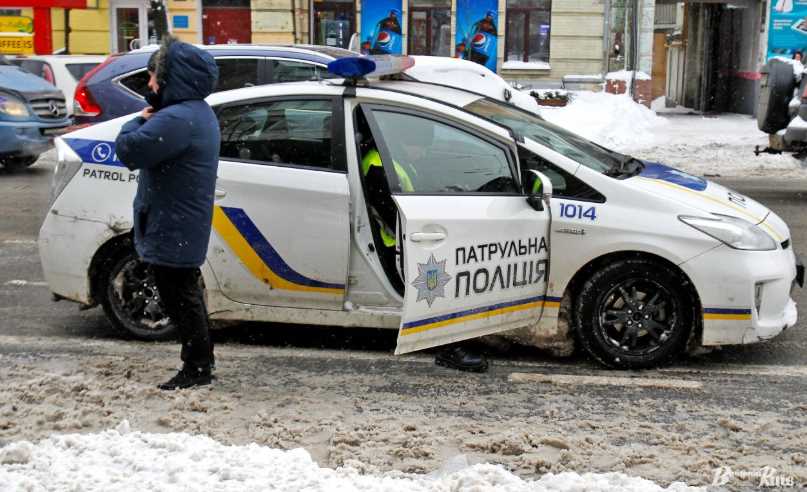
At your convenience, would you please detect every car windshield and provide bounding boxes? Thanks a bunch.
[0,55,11,66]
[463,98,629,174]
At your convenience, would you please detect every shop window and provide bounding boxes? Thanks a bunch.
[408,0,451,57]
[505,0,551,66]
[313,0,355,50]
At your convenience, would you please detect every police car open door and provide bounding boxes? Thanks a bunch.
[361,105,552,355]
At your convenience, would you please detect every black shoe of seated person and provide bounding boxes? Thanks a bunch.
[435,345,489,373]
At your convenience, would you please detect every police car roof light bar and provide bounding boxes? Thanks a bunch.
[327,55,415,84]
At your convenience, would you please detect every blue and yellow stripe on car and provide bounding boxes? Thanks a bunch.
[636,177,784,242]
[212,205,345,295]
[703,307,753,321]
[401,295,562,337]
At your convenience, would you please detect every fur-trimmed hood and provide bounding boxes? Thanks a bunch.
[151,36,218,106]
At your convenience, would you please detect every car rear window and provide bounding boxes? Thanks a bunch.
[215,58,260,91]
[119,70,150,97]
[66,62,100,81]
[119,58,261,97]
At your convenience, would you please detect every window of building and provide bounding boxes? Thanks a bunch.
[408,0,451,57]
[218,99,336,171]
[0,9,22,16]
[313,0,355,50]
[505,0,551,67]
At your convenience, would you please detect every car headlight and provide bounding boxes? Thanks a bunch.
[0,92,31,118]
[679,214,777,251]
[50,138,83,208]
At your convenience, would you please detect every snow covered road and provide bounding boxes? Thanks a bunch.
[0,335,805,490]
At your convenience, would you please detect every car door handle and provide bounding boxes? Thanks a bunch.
[215,189,227,199]
[410,232,446,243]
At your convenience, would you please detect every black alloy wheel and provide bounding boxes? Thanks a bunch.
[574,258,694,369]
[100,252,177,340]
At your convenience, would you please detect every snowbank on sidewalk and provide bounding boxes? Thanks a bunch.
[537,90,804,177]
[0,423,703,492]
[540,91,667,150]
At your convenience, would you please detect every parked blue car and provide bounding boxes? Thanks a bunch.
[0,55,70,171]
[73,44,353,126]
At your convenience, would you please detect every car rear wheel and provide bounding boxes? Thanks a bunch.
[573,258,694,369]
[98,249,177,341]
[758,60,796,134]
[2,155,38,172]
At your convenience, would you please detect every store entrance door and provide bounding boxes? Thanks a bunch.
[112,1,153,52]
[202,7,251,44]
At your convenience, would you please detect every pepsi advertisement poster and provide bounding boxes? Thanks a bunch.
[360,1,403,55]
[768,0,807,59]
[455,0,498,73]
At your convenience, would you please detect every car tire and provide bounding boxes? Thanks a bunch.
[98,245,178,341]
[2,155,38,172]
[758,60,796,134]
[573,258,694,369]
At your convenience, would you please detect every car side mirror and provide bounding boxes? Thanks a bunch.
[526,170,553,212]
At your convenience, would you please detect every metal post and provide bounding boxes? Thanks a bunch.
[33,7,53,54]
[602,0,611,78]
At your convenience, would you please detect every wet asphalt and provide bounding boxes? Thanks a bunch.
[1,154,806,368]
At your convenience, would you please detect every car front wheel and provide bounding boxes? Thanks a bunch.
[99,249,177,341]
[573,258,694,369]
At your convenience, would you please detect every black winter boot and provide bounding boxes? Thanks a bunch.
[435,345,489,373]
[158,365,212,390]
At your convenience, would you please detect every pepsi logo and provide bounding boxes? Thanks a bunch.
[377,31,391,45]
[472,33,486,47]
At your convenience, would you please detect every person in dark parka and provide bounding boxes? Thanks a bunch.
[115,35,220,390]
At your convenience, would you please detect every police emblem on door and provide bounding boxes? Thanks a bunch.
[412,254,452,307]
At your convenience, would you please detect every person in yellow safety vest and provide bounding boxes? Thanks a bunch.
[361,148,489,373]
[361,148,414,248]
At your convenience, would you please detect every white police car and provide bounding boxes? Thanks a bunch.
[39,56,803,368]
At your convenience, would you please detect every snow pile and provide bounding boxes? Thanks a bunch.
[605,70,651,81]
[502,60,551,71]
[537,90,804,177]
[0,423,703,492]
[540,90,667,149]
[625,113,804,176]
[407,56,540,114]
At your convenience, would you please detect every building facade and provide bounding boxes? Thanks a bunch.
[1,0,616,87]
